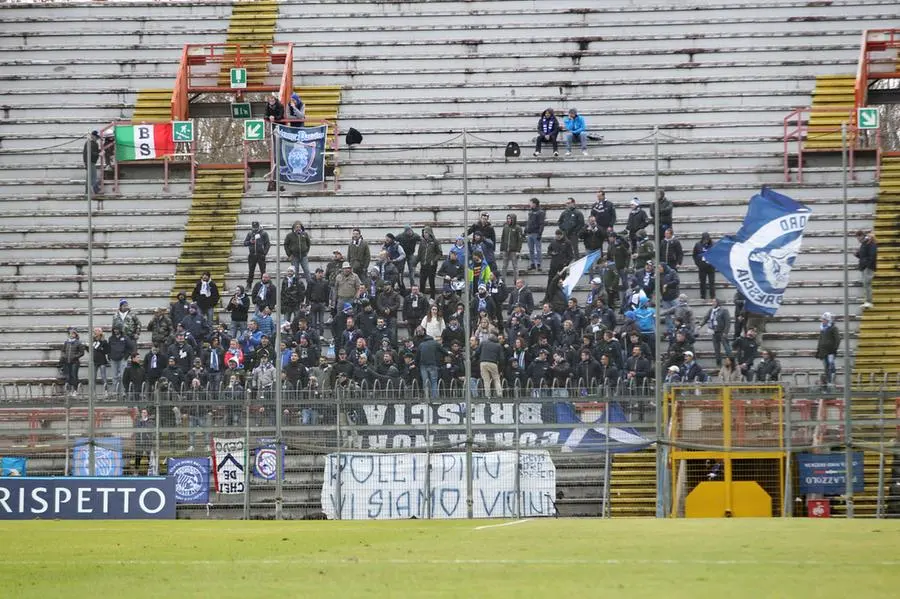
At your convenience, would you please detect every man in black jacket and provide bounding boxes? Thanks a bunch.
[855,230,877,309]
[396,225,422,289]
[546,229,574,295]
[590,190,616,251]
[83,130,102,195]
[625,198,650,253]
[525,198,546,271]
[693,232,716,300]
[244,221,271,288]
[558,197,585,258]
[306,269,330,335]
[660,228,684,271]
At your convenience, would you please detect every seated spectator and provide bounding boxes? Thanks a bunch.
[534,107,560,157]
[680,350,706,382]
[716,356,742,383]
[562,108,588,156]
[754,349,781,382]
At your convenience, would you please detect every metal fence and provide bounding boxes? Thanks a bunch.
[0,382,896,519]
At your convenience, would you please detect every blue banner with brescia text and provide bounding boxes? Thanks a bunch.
[702,188,811,315]
[167,458,210,504]
[276,124,327,185]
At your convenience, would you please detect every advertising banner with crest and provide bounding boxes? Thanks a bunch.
[702,187,811,315]
[275,124,327,185]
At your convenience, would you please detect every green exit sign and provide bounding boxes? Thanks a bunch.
[231,102,252,119]
[230,67,247,89]
[857,107,879,130]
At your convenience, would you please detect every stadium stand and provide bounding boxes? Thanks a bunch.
[0,0,898,518]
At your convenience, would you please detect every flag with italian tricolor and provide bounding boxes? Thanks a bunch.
[114,123,175,161]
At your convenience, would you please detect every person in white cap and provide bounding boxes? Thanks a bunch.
[626,197,650,254]
[664,364,682,383]
[815,312,841,386]
[680,350,706,382]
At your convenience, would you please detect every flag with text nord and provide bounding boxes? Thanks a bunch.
[114,123,175,161]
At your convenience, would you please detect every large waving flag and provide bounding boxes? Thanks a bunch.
[560,250,604,298]
[115,123,175,161]
[555,402,651,453]
[703,187,811,315]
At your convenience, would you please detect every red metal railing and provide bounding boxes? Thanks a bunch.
[782,107,881,183]
[259,119,340,191]
[854,29,900,113]
[98,120,196,194]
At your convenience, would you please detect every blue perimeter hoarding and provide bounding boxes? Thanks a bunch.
[796,452,865,496]
[0,477,176,520]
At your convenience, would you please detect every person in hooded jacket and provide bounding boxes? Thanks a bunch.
[534,108,560,157]
[500,214,525,278]
[60,328,86,394]
[525,197,546,271]
[816,312,841,386]
[91,327,110,388]
[693,232,716,299]
[287,92,305,127]
[417,226,443,298]
[108,324,136,393]
[396,225,421,289]
[625,198,650,253]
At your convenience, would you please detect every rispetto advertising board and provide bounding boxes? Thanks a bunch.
[0,477,176,520]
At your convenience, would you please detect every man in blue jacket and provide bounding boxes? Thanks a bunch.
[562,108,588,156]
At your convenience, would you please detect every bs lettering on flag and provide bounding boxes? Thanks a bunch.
[114,124,175,161]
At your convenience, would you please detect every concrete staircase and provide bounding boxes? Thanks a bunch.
[171,168,244,299]
[131,88,173,123]
[216,0,278,87]
[607,450,657,517]
[804,74,856,151]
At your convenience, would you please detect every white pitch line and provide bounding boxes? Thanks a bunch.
[473,519,532,531]
[1,558,899,567]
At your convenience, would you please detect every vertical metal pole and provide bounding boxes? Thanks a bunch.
[425,398,432,519]
[603,400,611,518]
[335,394,343,520]
[514,394,521,519]
[243,398,251,520]
[783,391,793,517]
[876,390,886,518]
[462,130,474,519]
[841,122,854,518]
[274,131,284,521]
[64,394,71,475]
[653,126,665,517]
[86,132,96,477]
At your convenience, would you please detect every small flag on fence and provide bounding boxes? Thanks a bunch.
[114,123,175,161]
[0,457,26,476]
[275,124,328,185]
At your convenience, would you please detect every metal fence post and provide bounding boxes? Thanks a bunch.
[514,393,521,519]
[243,397,250,520]
[425,396,432,519]
[603,399,611,518]
[335,393,343,520]
[64,394,71,475]
[876,390,886,518]
[783,391,793,517]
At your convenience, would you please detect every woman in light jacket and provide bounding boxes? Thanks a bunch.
[716,356,742,383]
[420,305,446,339]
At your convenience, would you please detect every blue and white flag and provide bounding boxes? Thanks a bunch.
[703,187,811,315]
[253,438,286,481]
[560,250,604,298]
[555,402,652,453]
[0,457,26,476]
[72,437,123,476]
[276,124,327,185]
[168,458,210,504]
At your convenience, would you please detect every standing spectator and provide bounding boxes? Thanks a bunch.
[143,345,165,389]
[334,262,362,327]
[699,298,731,367]
[660,228,683,270]
[284,221,311,282]
[579,215,605,262]
[264,94,284,130]
[417,333,448,398]
[476,334,506,398]
[251,273,277,312]
[225,285,251,339]
[855,230,877,309]
[816,312,841,387]
[383,233,407,284]
[417,226,442,299]
[108,324,135,392]
[396,225,422,289]
[590,190,616,251]
[421,305,446,339]
[545,230,573,294]
[500,214,525,277]
[122,352,146,399]
[348,228,371,280]
[170,291,190,328]
[653,189,674,240]
[533,107,560,157]
[90,327,110,389]
[558,197,585,258]
[281,266,305,324]
[468,212,496,246]
[59,328,85,395]
[633,231,655,270]
[693,232,716,300]
[191,271,220,324]
[562,108,588,156]
[306,269,330,335]
[83,130,101,196]
[507,278,535,316]
[625,197,650,253]
[244,221,271,288]
[147,307,173,349]
[287,92,305,127]
[606,230,630,306]
[403,285,429,339]
[112,299,141,341]
[525,198,546,272]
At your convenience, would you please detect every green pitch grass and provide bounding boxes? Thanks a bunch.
[0,518,897,598]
